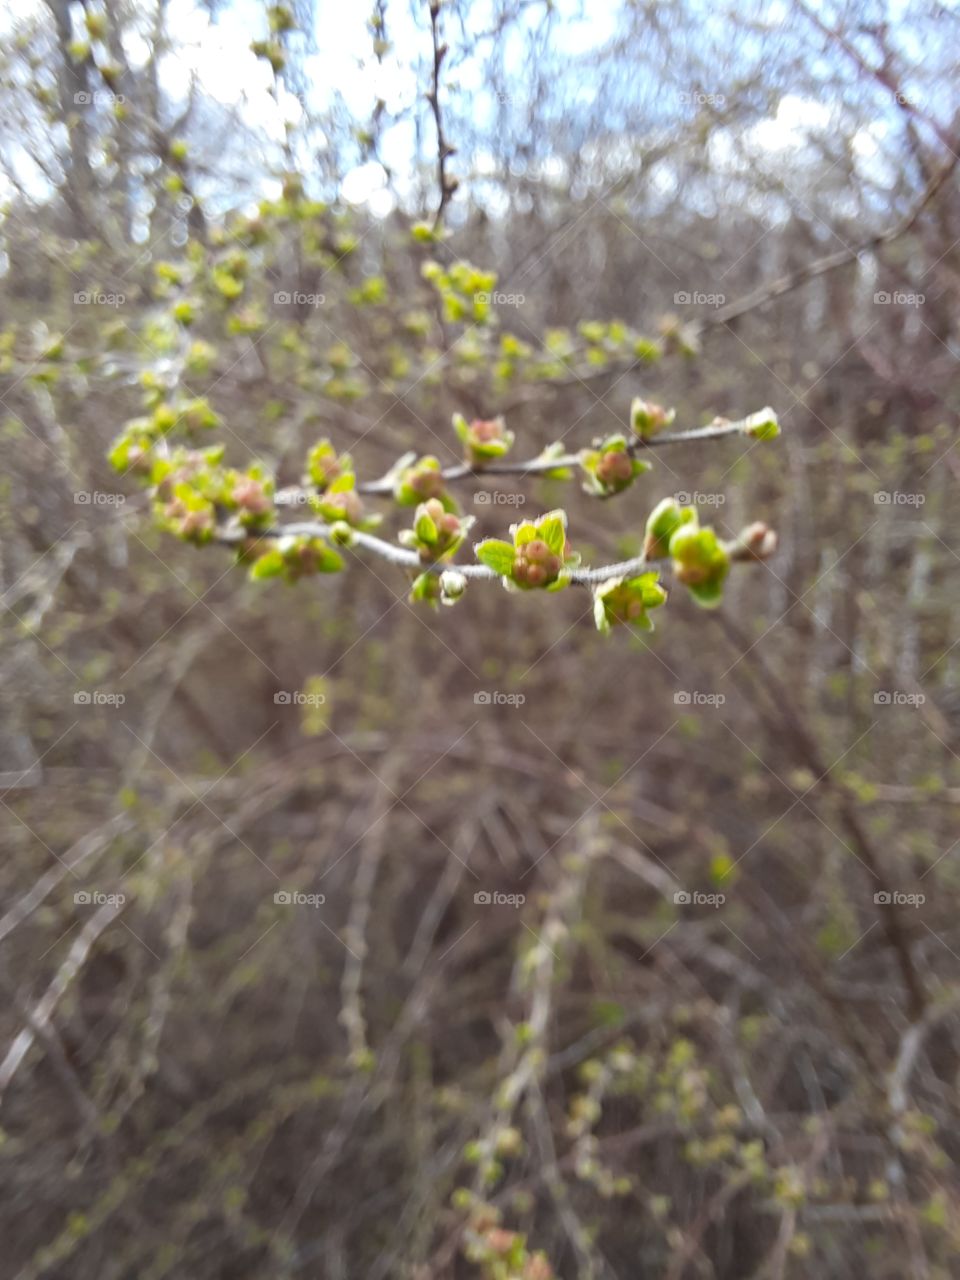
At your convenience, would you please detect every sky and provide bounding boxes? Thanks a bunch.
[0,0,927,217]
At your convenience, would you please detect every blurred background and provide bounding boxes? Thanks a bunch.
[1,0,959,1276]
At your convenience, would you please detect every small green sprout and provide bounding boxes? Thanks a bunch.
[593,572,667,633]
[630,397,676,439]
[452,413,515,466]
[399,499,474,562]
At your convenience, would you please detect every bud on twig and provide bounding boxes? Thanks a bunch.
[730,521,778,561]
[631,398,676,439]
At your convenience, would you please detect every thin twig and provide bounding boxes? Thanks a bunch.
[426,0,456,228]
[220,519,656,584]
[339,411,773,497]
[697,149,958,334]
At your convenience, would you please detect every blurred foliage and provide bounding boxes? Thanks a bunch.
[1,1,959,1278]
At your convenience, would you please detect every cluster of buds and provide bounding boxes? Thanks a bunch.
[643,498,737,607]
[158,492,215,545]
[459,1200,554,1280]
[249,534,343,582]
[177,397,220,431]
[305,438,349,491]
[114,417,277,550]
[512,539,561,588]
[593,571,667,633]
[392,454,452,507]
[309,474,380,532]
[452,412,515,466]
[111,396,220,464]
[399,498,474,563]
[108,425,161,477]
[631,397,676,439]
[579,433,651,497]
[475,510,580,591]
[422,260,497,324]
[668,523,731,607]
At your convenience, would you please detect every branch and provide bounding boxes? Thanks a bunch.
[219,520,653,584]
[212,410,779,587]
[0,897,126,1103]
[697,148,958,333]
[426,0,456,228]
[274,411,774,499]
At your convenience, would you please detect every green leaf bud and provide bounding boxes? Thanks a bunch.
[631,397,676,438]
[644,498,695,560]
